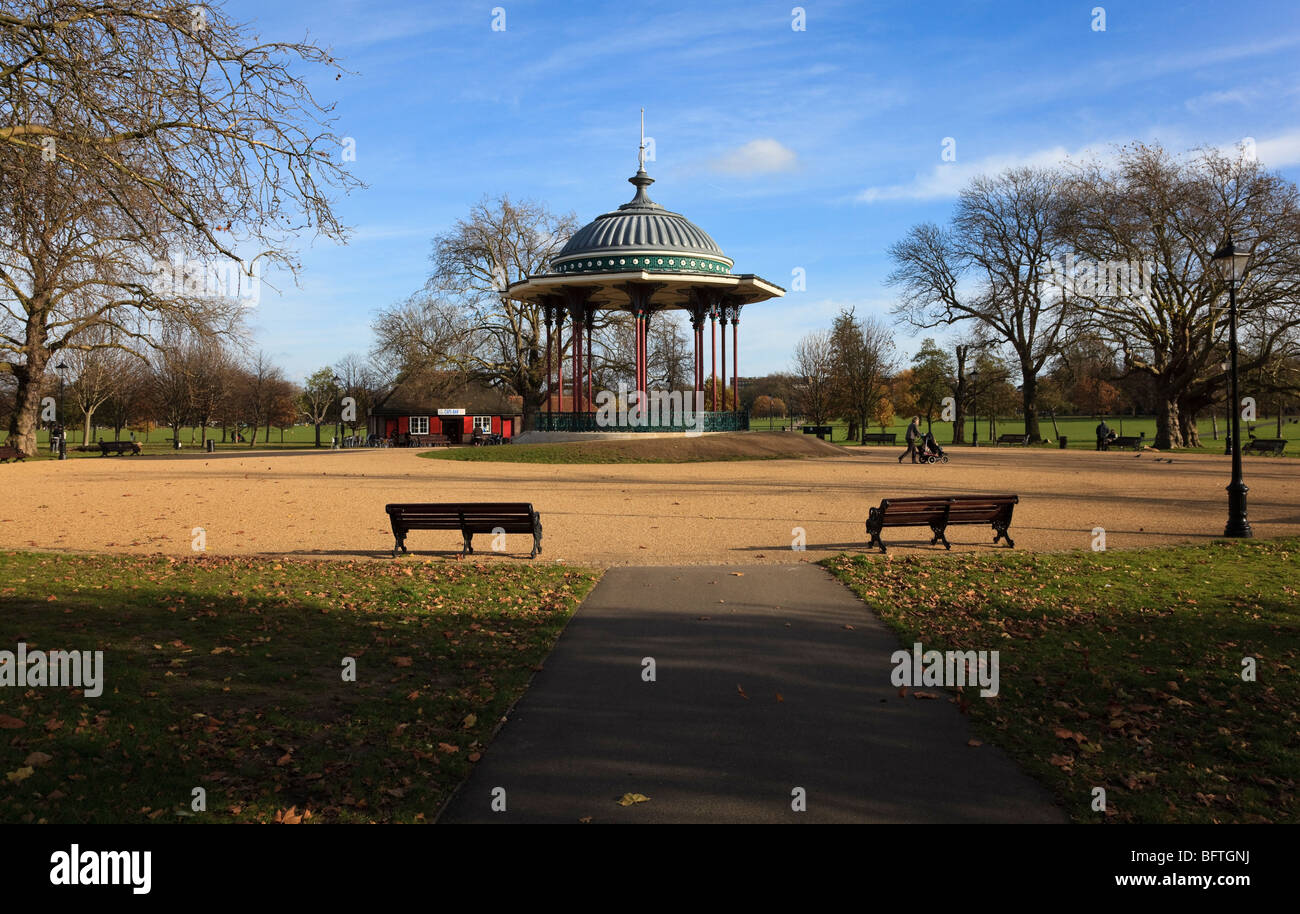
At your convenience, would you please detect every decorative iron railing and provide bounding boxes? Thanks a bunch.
[535,411,749,433]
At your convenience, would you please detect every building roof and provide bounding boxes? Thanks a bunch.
[550,167,733,277]
[372,371,521,416]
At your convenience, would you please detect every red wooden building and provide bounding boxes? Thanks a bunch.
[368,373,523,445]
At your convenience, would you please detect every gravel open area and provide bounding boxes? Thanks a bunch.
[3,442,1298,565]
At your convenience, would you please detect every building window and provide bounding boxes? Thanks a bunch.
[410,416,429,435]
[473,416,492,434]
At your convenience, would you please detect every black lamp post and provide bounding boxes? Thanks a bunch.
[56,361,67,460]
[332,374,343,448]
[1211,235,1253,538]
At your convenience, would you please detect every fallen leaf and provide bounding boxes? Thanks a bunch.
[0,715,25,729]
[617,792,650,807]
[6,767,34,783]
[579,816,593,823]
[393,656,413,667]
[967,739,983,747]
[775,692,784,703]
[462,713,477,729]
[24,752,52,767]
[737,684,749,700]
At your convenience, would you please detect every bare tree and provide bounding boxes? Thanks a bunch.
[889,168,1071,442]
[1059,143,1300,447]
[423,196,577,427]
[0,1,357,453]
[792,329,836,426]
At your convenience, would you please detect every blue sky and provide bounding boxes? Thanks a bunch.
[225,0,1300,383]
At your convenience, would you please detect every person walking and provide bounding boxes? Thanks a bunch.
[899,416,921,464]
[1095,418,1111,451]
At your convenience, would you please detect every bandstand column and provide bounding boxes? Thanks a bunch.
[586,315,593,416]
[731,306,740,412]
[720,306,727,411]
[710,308,719,411]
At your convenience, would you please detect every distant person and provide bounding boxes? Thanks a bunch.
[899,416,921,464]
[1095,419,1111,451]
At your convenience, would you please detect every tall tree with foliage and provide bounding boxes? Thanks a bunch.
[830,308,895,444]
[909,338,954,435]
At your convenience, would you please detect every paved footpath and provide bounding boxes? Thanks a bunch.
[439,564,1066,823]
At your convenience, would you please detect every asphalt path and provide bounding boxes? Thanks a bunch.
[439,564,1066,823]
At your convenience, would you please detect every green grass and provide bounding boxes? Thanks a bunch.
[789,414,1300,452]
[0,551,599,823]
[823,538,1300,823]
[419,440,814,464]
[2,424,341,458]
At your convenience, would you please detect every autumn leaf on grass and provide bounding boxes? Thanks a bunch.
[462,713,477,729]
[1048,754,1074,770]
[393,656,413,667]
[617,793,650,807]
[437,742,459,754]
[0,715,25,729]
[6,767,34,783]
[24,752,52,767]
[274,805,312,824]
[276,751,293,767]
[967,739,983,748]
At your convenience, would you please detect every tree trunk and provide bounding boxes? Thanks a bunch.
[1154,394,1181,449]
[314,423,322,447]
[1179,409,1202,448]
[1020,371,1041,442]
[6,307,51,456]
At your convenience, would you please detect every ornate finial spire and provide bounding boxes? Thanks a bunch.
[624,107,657,208]
[638,107,646,171]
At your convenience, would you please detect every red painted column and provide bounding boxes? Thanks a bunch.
[710,310,718,411]
[732,317,739,412]
[720,308,727,412]
[545,312,553,419]
[571,316,582,415]
[585,317,593,415]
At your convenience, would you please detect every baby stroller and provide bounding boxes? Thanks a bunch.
[917,431,949,464]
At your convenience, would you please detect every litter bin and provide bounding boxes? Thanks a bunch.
[1059,436,1067,450]
[205,438,214,453]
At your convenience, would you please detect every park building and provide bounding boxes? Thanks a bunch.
[367,371,523,446]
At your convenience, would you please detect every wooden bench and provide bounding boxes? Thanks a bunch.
[996,433,1029,446]
[1104,434,1144,451]
[385,503,543,558]
[408,433,450,448]
[802,425,833,439]
[865,494,1018,553]
[98,440,141,456]
[861,432,897,445]
[1244,438,1287,456]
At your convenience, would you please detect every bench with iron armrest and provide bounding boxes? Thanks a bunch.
[861,432,897,445]
[1103,433,1145,451]
[865,494,1018,554]
[1244,438,1287,456]
[995,433,1029,446]
[385,503,543,558]
[98,440,141,456]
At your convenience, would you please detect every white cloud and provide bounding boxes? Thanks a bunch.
[1253,131,1300,169]
[856,144,1111,203]
[712,139,799,175]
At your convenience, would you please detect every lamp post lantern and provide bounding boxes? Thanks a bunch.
[1211,235,1253,538]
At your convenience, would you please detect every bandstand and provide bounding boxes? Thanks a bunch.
[507,136,784,432]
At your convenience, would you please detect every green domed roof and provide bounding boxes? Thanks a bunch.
[551,169,733,276]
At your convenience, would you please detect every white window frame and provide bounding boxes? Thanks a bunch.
[473,416,492,434]
[409,416,429,435]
